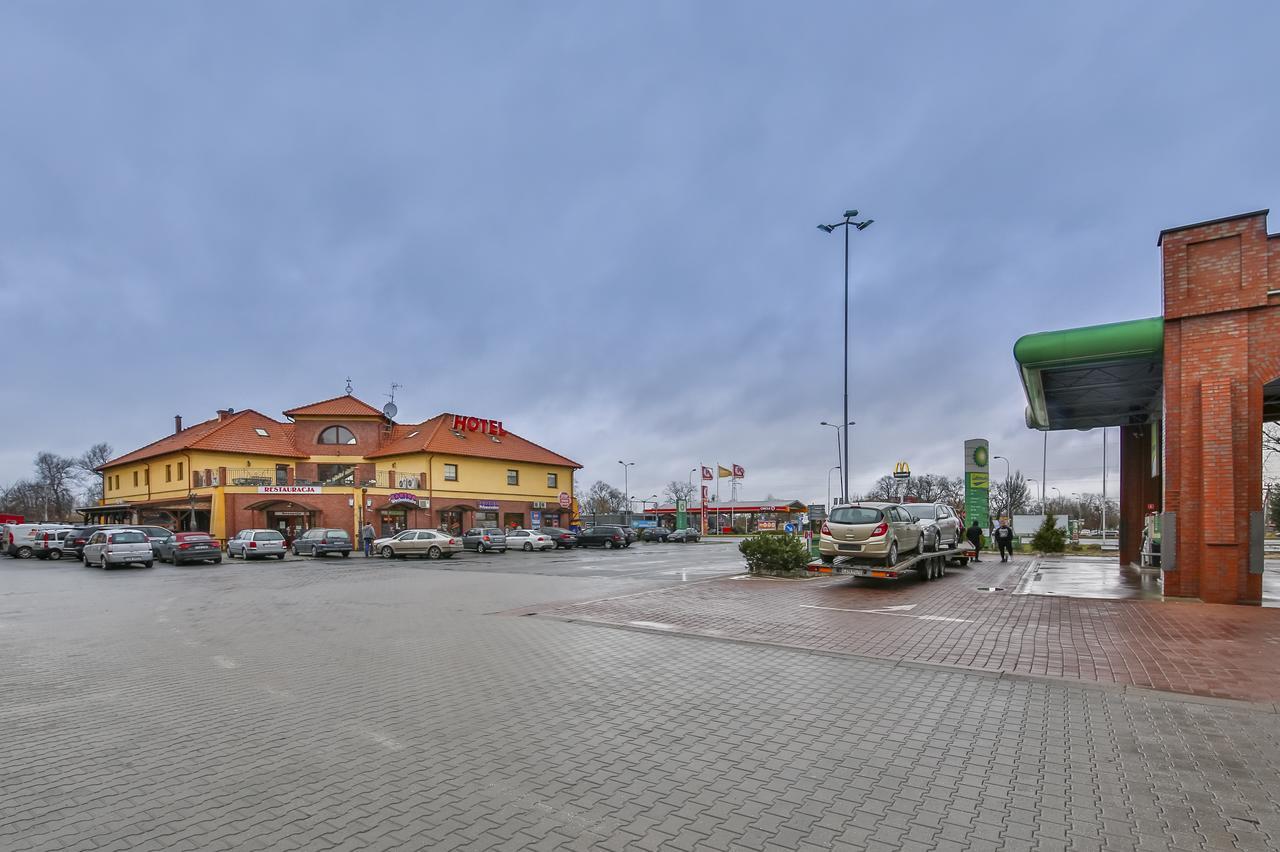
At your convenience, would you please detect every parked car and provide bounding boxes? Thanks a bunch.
[641,527,672,542]
[291,528,352,557]
[577,525,629,549]
[541,527,579,549]
[5,523,71,558]
[157,532,223,565]
[62,524,131,560]
[228,528,287,560]
[135,525,175,556]
[374,529,461,560]
[819,502,924,566]
[668,527,701,543]
[505,529,554,551]
[900,503,962,551]
[463,528,507,553]
[622,526,638,544]
[82,528,154,568]
[33,528,76,560]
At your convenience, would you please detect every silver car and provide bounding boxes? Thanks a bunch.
[227,529,287,560]
[82,528,154,568]
[373,529,462,560]
[900,503,962,551]
[505,529,554,551]
[463,528,507,553]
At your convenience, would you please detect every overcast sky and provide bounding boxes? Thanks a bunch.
[2,1,1277,507]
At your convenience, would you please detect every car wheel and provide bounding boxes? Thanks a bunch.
[820,554,834,564]
[523,542,533,551]
[476,542,486,553]
[213,557,222,564]
[939,559,947,577]
[15,546,32,559]
[427,546,441,560]
[276,553,285,560]
[144,560,154,568]
[340,551,349,558]
[381,546,395,559]
[884,542,898,567]
[603,540,614,550]
[48,549,63,561]
[82,555,90,567]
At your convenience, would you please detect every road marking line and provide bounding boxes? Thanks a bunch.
[800,604,974,623]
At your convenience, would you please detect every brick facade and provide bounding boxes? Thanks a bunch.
[1156,211,1280,604]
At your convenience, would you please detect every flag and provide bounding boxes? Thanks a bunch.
[701,485,709,499]
[717,465,733,478]
[701,466,713,481]
[732,464,745,478]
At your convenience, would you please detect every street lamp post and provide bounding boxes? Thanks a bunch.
[827,465,840,509]
[1026,478,1039,512]
[818,209,874,506]
[820,420,855,503]
[993,454,1011,519]
[618,461,635,524]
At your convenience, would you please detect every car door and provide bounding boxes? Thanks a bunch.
[894,507,922,551]
[401,531,429,556]
[939,506,958,544]
[160,535,176,560]
[85,531,105,563]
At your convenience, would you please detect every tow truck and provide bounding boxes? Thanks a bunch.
[806,541,977,581]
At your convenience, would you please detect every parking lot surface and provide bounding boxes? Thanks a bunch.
[5,550,1280,851]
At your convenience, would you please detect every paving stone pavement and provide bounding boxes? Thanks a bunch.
[526,557,1280,704]
[3,557,1280,851]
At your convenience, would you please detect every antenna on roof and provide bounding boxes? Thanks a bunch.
[344,377,353,395]
[385,382,402,403]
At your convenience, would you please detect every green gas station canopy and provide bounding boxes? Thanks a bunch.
[1015,317,1164,430]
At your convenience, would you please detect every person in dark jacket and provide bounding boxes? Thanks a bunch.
[993,519,1015,562]
[966,520,983,562]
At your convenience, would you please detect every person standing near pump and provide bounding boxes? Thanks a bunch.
[966,520,984,562]
[361,521,375,557]
[994,519,1015,562]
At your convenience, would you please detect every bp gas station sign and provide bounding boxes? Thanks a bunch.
[964,438,990,530]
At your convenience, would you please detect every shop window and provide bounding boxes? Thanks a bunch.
[133,471,139,487]
[316,464,356,486]
[444,464,458,481]
[318,425,357,445]
[177,461,184,480]
[547,473,558,488]
[507,469,519,486]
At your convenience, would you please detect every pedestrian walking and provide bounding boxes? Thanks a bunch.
[361,521,376,557]
[994,519,1015,562]
[966,520,984,562]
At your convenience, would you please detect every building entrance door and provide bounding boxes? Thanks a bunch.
[380,509,407,537]
[266,510,314,547]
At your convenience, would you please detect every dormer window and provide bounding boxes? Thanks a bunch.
[406,430,419,438]
[255,428,270,437]
[318,425,357,445]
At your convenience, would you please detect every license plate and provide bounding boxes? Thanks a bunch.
[838,543,862,551]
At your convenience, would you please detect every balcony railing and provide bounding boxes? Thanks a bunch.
[226,468,277,487]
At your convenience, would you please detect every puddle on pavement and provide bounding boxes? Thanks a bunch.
[1014,558,1163,601]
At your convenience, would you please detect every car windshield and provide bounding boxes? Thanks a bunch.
[328,530,350,539]
[829,507,884,525]
[110,532,146,543]
[902,505,937,520]
[485,529,503,535]
[254,531,283,541]
[180,534,212,541]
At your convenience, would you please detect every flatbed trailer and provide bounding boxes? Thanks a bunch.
[807,542,976,581]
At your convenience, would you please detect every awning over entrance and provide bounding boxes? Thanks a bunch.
[1015,317,1164,430]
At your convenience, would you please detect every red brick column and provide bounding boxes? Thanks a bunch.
[1118,424,1157,567]
[1159,211,1279,604]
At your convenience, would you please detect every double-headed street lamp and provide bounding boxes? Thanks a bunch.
[818,209,873,505]
[618,460,635,520]
[820,420,855,503]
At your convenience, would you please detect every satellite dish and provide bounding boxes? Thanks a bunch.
[383,402,398,419]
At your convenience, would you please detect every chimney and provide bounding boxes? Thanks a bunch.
[216,409,231,421]
[174,415,183,434]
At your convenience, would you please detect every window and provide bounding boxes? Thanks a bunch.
[318,426,357,445]
[114,475,121,490]
[316,464,355,486]
[177,461,184,480]
[165,464,172,482]
[547,473,558,488]
[275,465,288,486]
[144,469,149,485]
[444,464,458,481]
[105,477,111,493]
[507,469,519,486]
[133,471,139,487]
[255,428,270,437]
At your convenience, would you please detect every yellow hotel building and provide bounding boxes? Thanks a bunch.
[90,394,581,541]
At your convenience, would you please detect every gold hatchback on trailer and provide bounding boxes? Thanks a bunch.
[818,502,925,567]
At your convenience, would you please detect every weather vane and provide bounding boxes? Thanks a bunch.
[344,377,353,395]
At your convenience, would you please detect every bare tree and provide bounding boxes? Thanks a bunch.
[990,471,1031,520]
[906,474,944,501]
[33,452,78,521]
[662,480,696,504]
[1266,422,1280,461]
[0,480,44,520]
[584,480,627,514]
[864,475,899,501]
[936,476,964,512]
[76,442,113,505]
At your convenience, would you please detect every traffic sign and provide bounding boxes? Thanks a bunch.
[558,491,571,508]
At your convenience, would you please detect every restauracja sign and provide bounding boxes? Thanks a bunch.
[451,414,506,436]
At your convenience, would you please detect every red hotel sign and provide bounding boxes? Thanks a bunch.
[452,414,506,436]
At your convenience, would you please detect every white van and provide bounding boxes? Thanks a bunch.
[5,523,71,559]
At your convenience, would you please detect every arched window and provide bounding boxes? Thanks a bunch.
[317,425,357,445]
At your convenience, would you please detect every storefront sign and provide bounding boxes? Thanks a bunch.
[387,492,419,505]
[530,510,541,528]
[758,520,777,531]
[451,414,506,436]
[478,500,500,511]
[675,499,687,530]
[257,485,321,495]
[558,491,571,508]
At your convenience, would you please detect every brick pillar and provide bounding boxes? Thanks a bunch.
[1119,424,1151,567]
[1159,210,1279,604]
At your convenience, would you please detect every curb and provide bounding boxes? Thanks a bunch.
[530,612,1280,715]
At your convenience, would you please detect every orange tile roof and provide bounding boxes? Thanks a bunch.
[283,394,386,418]
[101,410,307,469]
[366,413,581,468]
